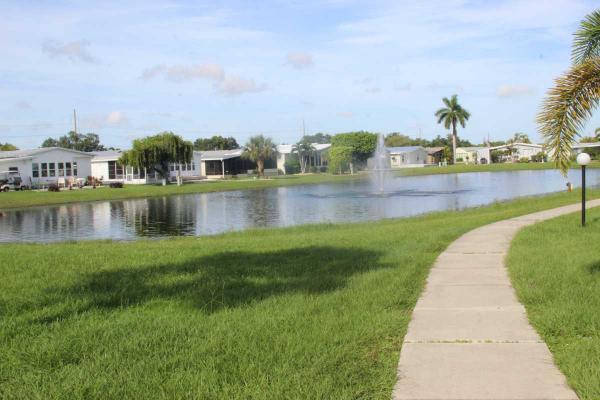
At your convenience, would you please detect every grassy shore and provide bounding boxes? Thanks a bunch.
[0,161,597,210]
[1,189,598,399]
[508,207,600,400]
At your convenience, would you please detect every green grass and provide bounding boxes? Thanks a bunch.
[508,206,600,400]
[2,161,598,210]
[1,189,598,399]
[397,160,600,177]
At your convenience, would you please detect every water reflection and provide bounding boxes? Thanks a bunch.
[1,169,598,243]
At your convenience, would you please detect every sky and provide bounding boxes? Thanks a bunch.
[1,0,600,149]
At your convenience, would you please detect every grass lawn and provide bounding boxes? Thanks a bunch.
[1,189,598,399]
[508,206,600,400]
[397,160,600,177]
[1,161,598,210]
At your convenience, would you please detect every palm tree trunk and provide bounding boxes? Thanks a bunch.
[257,159,264,177]
[452,120,457,164]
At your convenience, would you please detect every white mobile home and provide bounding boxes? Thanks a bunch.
[489,143,544,162]
[0,147,93,187]
[276,143,330,174]
[91,150,202,184]
[387,146,427,168]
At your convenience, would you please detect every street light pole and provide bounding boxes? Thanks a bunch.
[582,164,586,226]
[576,152,591,227]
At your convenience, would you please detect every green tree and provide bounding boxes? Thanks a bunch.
[328,146,353,174]
[508,132,531,144]
[0,143,18,151]
[435,95,471,164]
[538,10,600,174]
[119,132,193,185]
[301,133,331,144]
[194,136,239,151]
[330,131,377,173]
[242,135,277,177]
[293,138,316,173]
[41,131,105,152]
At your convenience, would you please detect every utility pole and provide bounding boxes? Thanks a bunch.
[73,109,78,150]
[302,118,306,137]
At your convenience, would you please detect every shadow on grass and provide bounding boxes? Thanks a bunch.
[586,260,600,274]
[38,246,387,321]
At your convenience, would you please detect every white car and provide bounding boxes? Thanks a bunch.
[0,171,25,192]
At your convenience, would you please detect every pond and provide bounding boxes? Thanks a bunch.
[1,169,598,243]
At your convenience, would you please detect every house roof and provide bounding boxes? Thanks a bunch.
[91,150,123,162]
[0,147,94,161]
[276,143,331,154]
[573,141,600,149]
[198,149,244,161]
[489,142,543,151]
[457,146,489,152]
[425,147,444,154]
[386,146,424,153]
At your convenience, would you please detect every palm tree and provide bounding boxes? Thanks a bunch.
[242,135,276,177]
[435,95,471,164]
[538,10,600,175]
[293,138,316,173]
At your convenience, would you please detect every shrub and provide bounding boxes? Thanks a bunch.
[455,157,464,162]
[47,184,60,192]
[109,182,124,188]
[519,157,530,163]
[309,166,318,173]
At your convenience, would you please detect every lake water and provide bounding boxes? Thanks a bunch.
[1,169,598,243]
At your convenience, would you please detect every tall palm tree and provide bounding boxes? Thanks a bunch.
[242,135,277,177]
[435,95,470,164]
[538,10,600,175]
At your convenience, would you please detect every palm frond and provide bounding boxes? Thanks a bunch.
[572,10,600,64]
[537,57,600,175]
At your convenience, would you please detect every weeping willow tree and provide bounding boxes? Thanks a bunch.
[119,132,193,184]
[538,10,600,175]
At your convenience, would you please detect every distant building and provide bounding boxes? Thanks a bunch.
[455,147,491,164]
[489,143,543,162]
[0,147,93,187]
[276,143,330,174]
[91,150,202,184]
[387,146,428,168]
[425,147,445,165]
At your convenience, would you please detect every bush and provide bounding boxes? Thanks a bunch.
[519,157,530,163]
[109,182,124,188]
[284,153,301,174]
[47,184,60,192]
[455,157,464,162]
[309,166,318,173]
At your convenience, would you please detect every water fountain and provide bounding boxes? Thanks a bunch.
[370,133,392,194]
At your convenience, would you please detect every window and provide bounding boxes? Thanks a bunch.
[73,162,77,176]
[170,164,175,172]
[58,162,65,177]
[192,162,196,171]
[65,162,72,176]
[41,163,48,177]
[108,161,124,180]
[48,163,56,177]
[32,163,39,178]
[8,167,18,172]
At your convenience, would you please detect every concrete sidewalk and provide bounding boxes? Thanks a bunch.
[392,200,600,400]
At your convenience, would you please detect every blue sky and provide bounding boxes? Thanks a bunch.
[1,0,599,149]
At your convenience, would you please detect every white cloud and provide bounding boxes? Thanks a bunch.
[141,63,225,82]
[395,83,412,92]
[285,52,314,69]
[42,40,98,63]
[497,84,535,98]
[337,111,354,118]
[365,87,381,94]
[106,111,128,125]
[15,101,32,110]
[218,76,267,96]
[142,63,266,96]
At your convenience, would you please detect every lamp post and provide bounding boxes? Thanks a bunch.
[576,152,591,227]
